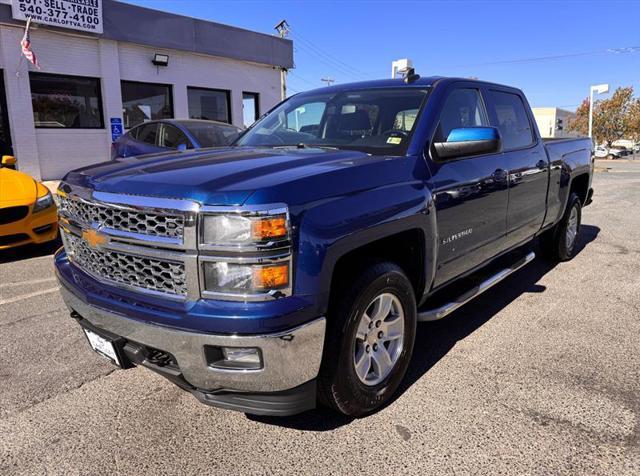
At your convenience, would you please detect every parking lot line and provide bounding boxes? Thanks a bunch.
[0,277,58,288]
[0,287,59,305]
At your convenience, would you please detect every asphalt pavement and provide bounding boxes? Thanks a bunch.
[1,160,639,474]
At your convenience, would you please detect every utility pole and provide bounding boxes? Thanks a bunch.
[321,77,335,87]
[274,19,290,100]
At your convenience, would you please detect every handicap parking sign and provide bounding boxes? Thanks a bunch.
[110,118,123,142]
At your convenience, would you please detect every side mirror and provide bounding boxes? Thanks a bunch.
[433,127,501,160]
[177,143,188,151]
[1,155,16,168]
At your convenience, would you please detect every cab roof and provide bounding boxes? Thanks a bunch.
[294,76,522,96]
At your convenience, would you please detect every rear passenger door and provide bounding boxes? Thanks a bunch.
[485,89,549,246]
[427,85,510,287]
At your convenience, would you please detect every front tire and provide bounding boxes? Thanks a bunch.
[318,262,417,417]
[540,192,582,261]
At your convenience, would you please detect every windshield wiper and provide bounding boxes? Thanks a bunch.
[272,143,341,151]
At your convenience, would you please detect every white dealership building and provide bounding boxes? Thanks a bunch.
[532,107,579,139]
[0,0,292,180]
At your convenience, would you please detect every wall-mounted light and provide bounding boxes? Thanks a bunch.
[152,53,169,67]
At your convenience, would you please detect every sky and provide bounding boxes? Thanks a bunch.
[125,0,640,111]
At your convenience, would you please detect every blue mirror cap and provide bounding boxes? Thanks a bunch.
[177,143,188,151]
[447,127,498,143]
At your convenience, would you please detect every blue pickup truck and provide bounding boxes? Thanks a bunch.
[55,76,593,417]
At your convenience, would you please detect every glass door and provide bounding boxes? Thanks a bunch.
[0,70,12,157]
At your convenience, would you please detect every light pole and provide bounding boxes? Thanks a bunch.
[589,83,609,141]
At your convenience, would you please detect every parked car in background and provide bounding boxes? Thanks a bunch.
[111,119,243,159]
[594,146,623,159]
[0,155,58,250]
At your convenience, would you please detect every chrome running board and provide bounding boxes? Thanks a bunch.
[417,251,536,322]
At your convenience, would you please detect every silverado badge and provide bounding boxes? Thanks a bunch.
[82,229,108,249]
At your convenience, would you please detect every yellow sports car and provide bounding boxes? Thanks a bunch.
[0,155,58,250]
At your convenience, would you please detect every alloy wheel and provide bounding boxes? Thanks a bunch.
[353,293,405,386]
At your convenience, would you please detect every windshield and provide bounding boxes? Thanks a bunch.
[183,122,242,147]
[236,88,429,155]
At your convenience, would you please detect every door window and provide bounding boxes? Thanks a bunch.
[487,91,534,150]
[160,124,190,149]
[136,123,159,145]
[434,88,488,142]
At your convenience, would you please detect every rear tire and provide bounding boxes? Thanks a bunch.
[540,192,582,262]
[318,262,417,417]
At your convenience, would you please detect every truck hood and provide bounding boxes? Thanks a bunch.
[63,147,411,206]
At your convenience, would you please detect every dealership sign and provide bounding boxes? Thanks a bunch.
[12,0,103,34]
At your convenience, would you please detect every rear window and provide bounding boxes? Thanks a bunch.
[184,122,241,148]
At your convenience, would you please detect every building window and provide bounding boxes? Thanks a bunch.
[121,81,173,129]
[30,73,104,129]
[187,87,231,123]
[242,92,259,128]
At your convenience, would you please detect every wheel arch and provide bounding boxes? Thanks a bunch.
[318,217,437,315]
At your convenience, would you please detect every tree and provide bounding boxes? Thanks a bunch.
[594,87,633,147]
[568,86,635,146]
[625,97,640,142]
[567,98,590,136]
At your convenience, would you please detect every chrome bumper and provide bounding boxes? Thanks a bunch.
[59,285,326,393]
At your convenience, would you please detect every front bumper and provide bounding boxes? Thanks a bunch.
[60,283,325,394]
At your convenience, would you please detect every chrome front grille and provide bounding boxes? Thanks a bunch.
[59,196,185,240]
[63,232,188,296]
[56,184,290,302]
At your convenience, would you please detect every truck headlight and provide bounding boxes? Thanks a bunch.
[33,191,54,213]
[201,211,288,247]
[202,260,290,295]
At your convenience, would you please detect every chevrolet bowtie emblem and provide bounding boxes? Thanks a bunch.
[82,229,108,248]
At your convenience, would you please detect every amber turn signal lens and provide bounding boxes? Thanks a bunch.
[252,216,287,240]
[252,264,289,289]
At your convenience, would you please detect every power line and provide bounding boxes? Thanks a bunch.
[290,29,364,75]
[292,40,362,80]
[288,27,368,79]
[457,46,640,67]
[288,70,319,87]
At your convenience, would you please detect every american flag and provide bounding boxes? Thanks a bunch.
[21,17,40,69]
